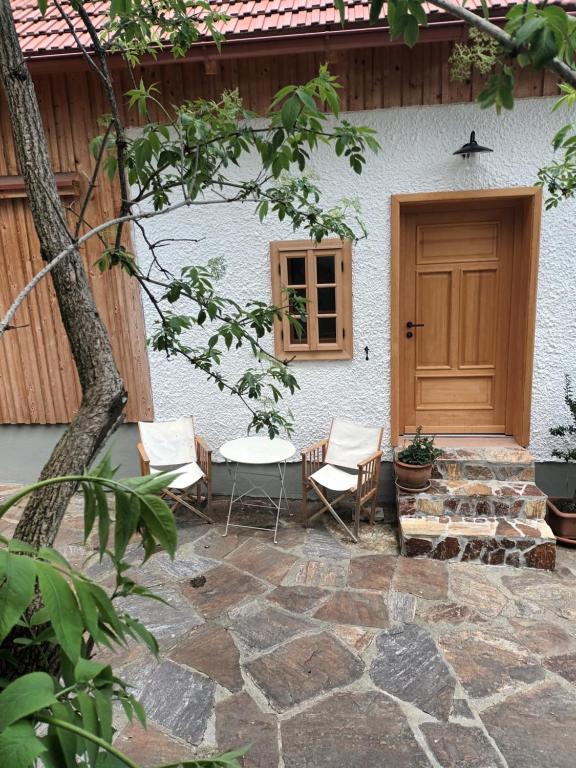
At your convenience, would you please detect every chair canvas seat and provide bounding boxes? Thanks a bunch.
[150,461,204,490]
[302,417,383,542]
[310,464,358,492]
[138,416,212,523]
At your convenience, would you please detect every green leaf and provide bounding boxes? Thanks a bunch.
[139,494,177,556]
[50,702,77,768]
[280,96,301,131]
[114,491,139,560]
[72,576,101,644]
[514,15,545,46]
[94,688,113,744]
[37,564,83,663]
[369,0,385,25]
[403,15,420,48]
[75,691,99,765]
[74,658,109,683]
[531,26,559,69]
[95,485,110,555]
[0,672,56,730]
[0,550,37,643]
[83,485,96,541]
[334,0,346,25]
[0,722,46,767]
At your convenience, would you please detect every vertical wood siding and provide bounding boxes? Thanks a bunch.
[0,72,153,424]
[0,39,558,424]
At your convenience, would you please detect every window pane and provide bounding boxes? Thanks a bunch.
[289,316,307,344]
[316,255,335,284]
[318,317,337,344]
[287,256,306,285]
[317,287,336,314]
[288,288,307,314]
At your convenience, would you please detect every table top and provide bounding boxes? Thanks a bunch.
[220,435,296,464]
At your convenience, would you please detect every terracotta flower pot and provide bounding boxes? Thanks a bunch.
[546,497,576,544]
[394,459,433,492]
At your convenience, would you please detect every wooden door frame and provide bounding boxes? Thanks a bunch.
[391,187,542,447]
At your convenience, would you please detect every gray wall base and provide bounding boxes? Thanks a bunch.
[0,424,141,484]
[2,424,575,504]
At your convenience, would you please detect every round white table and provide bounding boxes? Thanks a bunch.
[220,436,296,544]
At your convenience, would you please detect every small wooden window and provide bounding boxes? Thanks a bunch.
[270,239,353,360]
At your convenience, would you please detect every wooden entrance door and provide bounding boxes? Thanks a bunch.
[399,205,515,434]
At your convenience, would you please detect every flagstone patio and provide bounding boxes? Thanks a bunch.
[3,491,576,768]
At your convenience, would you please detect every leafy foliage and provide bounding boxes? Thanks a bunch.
[397,426,442,466]
[87,66,379,437]
[0,460,247,767]
[361,0,576,204]
[550,375,576,464]
[449,29,501,81]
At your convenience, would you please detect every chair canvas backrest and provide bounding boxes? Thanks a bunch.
[325,417,382,470]
[138,417,196,467]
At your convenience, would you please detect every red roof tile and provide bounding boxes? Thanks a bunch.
[10,0,576,59]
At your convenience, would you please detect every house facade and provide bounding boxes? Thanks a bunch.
[2,0,576,499]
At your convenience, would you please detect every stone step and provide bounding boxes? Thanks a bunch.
[399,515,556,570]
[397,479,546,520]
[402,446,535,482]
[435,447,535,481]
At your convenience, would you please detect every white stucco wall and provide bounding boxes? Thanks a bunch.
[133,96,576,463]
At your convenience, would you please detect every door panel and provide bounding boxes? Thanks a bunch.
[459,267,498,368]
[416,270,453,368]
[400,206,514,434]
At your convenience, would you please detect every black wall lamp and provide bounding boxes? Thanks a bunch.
[453,131,493,159]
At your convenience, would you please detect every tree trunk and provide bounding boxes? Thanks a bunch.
[0,0,126,549]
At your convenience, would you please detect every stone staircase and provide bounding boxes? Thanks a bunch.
[396,446,556,570]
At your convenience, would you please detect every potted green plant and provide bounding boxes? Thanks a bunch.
[394,426,442,492]
[548,375,576,544]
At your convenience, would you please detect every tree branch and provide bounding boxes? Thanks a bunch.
[0,193,245,335]
[427,0,576,87]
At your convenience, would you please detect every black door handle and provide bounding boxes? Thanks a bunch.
[406,321,424,329]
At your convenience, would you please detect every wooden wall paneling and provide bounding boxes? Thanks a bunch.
[349,49,367,113]
[366,47,383,111]
[0,201,31,422]
[402,45,424,107]
[423,44,442,105]
[82,69,153,423]
[542,69,560,97]
[387,50,402,108]
[515,64,544,99]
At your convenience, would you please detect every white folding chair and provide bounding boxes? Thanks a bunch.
[302,418,383,542]
[137,417,212,523]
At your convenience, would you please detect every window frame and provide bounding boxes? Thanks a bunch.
[270,238,353,360]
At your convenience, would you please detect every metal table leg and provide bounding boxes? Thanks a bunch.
[222,459,289,544]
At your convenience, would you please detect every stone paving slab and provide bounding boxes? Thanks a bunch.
[439,630,544,698]
[137,660,215,744]
[216,693,279,768]
[266,585,330,613]
[281,692,431,768]
[245,631,364,712]
[371,624,456,720]
[481,681,576,768]
[348,554,396,590]
[314,590,389,628]
[419,722,505,768]
[12,493,576,768]
[168,624,243,692]
[228,604,316,652]
[181,563,267,618]
[225,539,299,584]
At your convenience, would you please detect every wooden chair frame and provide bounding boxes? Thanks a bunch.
[301,436,383,542]
[137,433,213,523]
